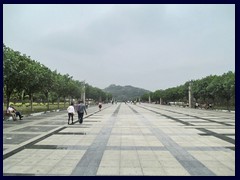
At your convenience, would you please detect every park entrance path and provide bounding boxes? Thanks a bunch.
[3,103,235,176]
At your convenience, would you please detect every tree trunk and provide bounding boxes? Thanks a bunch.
[30,93,33,112]
[47,93,49,111]
[57,97,60,109]
[21,90,24,104]
[227,99,230,112]
[6,94,11,111]
[5,87,12,111]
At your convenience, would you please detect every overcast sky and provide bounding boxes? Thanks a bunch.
[3,4,235,91]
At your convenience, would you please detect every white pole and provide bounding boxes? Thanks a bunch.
[83,81,86,104]
[188,82,192,108]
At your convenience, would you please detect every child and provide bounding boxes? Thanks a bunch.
[67,102,75,124]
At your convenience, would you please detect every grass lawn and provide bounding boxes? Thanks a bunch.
[3,102,69,115]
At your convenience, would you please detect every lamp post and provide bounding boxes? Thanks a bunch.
[188,81,193,108]
[81,80,86,104]
[83,81,86,104]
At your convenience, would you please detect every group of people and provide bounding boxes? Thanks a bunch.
[195,102,213,109]
[7,104,23,120]
[67,100,87,125]
[67,101,103,125]
[6,101,102,124]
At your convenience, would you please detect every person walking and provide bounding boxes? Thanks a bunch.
[67,102,75,125]
[195,102,199,109]
[98,102,102,111]
[77,100,87,124]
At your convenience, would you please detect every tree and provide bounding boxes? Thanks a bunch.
[3,45,31,109]
[207,72,235,111]
[23,60,46,111]
[40,65,54,110]
[3,46,18,109]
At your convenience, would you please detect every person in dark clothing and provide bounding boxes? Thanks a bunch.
[77,100,87,124]
[98,102,102,111]
[7,104,23,120]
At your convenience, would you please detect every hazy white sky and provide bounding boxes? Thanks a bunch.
[3,4,235,91]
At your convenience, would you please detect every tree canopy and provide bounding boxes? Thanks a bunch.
[141,72,235,111]
[3,44,111,110]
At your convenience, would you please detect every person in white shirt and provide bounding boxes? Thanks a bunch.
[8,105,23,120]
[67,102,75,125]
[7,104,17,120]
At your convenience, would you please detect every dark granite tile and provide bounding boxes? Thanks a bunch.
[13,126,58,132]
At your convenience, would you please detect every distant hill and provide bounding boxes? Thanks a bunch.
[103,84,151,101]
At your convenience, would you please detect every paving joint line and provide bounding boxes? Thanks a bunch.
[137,105,235,145]
[3,107,107,160]
[143,105,234,126]
[196,128,235,145]
[128,104,216,176]
[71,104,121,176]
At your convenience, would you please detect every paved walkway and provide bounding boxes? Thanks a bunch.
[3,103,235,176]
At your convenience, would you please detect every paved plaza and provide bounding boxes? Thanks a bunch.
[3,103,235,176]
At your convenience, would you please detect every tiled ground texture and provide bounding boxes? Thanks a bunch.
[3,103,235,176]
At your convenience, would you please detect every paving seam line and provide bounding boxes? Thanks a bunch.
[137,105,235,146]
[128,104,216,176]
[71,104,121,176]
[139,104,234,126]
[3,106,111,160]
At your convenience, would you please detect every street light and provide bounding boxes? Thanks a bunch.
[188,81,193,108]
[80,80,86,104]
[83,80,86,104]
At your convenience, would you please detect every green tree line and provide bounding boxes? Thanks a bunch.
[141,71,235,111]
[3,44,112,111]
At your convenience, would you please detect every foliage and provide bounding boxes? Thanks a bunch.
[141,72,235,110]
[3,44,111,111]
[4,44,234,111]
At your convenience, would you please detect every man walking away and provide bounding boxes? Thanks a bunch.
[67,102,75,125]
[77,100,87,124]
